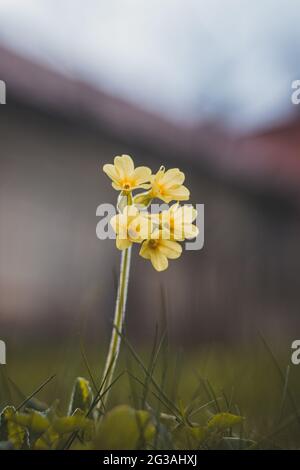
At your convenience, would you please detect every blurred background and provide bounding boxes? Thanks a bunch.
[1,0,300,355]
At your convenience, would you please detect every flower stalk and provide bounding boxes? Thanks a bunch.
[100,154,198,412]
[100,244,132,410]
[99,190,133,411]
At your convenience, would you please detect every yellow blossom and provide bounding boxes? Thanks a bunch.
[139,231,182,272]
[159,203,198,241]
[149,166,190,203]
[103,155,151,192]
[110,206,152,250]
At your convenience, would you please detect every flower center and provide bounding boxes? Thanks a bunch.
[148,239,158,249]
[123,182,131,190]
[156,183,164,195]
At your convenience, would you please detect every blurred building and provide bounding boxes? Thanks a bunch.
[1,41,300,347]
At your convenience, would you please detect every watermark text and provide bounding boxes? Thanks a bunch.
[0,80,6,104]
[0,340,6,365]
[96,203,204,251]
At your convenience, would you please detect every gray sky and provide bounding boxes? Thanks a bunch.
[0,0,299,130]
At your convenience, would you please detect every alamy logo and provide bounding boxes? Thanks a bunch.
[0,80,6,104]
[291,340,300,365]
[0,340,6,365]
[291,80,300,105]
[96,203,205,251]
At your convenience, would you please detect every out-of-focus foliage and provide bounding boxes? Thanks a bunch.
[0,377,95,450]
[0,376,247,450]
[1,337,299,450]
[94,405,155,450]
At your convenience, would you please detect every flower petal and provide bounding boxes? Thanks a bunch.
[151,167,165,183]
[136,183,152,190]
[128,215,151,242]
[150,250,168,271]
[139,241,151,259]
[159,240,182,259]
[103,164,120,183]
[114,155,134,177]
[173,205,195,223]
[183,223,199,239]
[161,169,185,187]
[168,185,190,201]
[132,167,152,184]
[157,194,172,203]
[112,181,122,190]
[123,205,139,218]
[110,214,118,233]
[171,226,185,241]
[169,202,180,214]
[116,237,131,250]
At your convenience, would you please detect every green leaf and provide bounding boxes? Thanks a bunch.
[94,405,155,450]
[173,424,207,450]
[53,409,94,435]
[133,191,153,209]
[68,377,93,415]
[10,409,50,433]
[34,427,60,450]
[207,412,244,432]
[0,406,29,449]
[34,408,94,450]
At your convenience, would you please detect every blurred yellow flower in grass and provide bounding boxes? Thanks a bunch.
[140,230,182,272]
[150,166,190,203]
[103,154,151,192]
[110,205,152,250]
[160,203,199,241]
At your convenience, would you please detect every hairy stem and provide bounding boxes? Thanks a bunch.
[99,244,132,411]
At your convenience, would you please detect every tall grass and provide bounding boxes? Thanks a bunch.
[1,330,299,449]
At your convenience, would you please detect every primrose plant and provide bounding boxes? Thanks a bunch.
[100,154,199,408]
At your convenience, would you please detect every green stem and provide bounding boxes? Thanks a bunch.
[100,244,132,410]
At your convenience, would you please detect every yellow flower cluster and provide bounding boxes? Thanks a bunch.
[103,155,198,271]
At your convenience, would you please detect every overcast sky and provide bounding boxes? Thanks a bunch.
[0,0,299,130]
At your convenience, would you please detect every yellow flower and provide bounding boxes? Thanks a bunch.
[159,203,198,241]
[103,155,151,192]
[150,166,190,203]
[110,206,152,250]
[139,231,182,272]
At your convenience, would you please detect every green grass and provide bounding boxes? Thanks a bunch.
[1,334,300,450]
